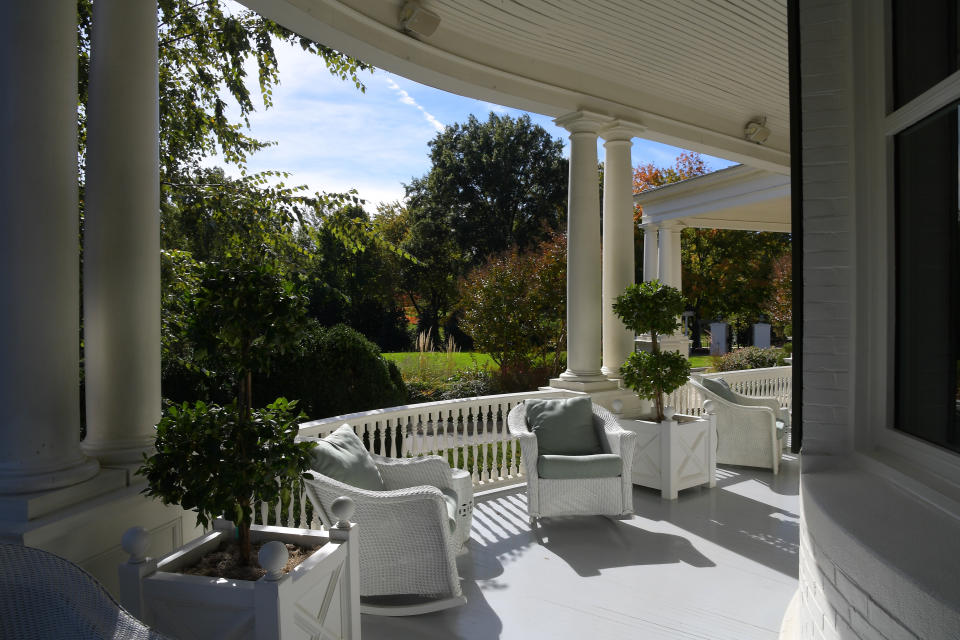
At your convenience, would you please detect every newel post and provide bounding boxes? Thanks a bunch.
[118,526,158,623]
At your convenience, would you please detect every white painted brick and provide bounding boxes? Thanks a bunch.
[805,250,853,269]
[849,610,889,640]
[866,601,920,640]
[834,570,870,628]
[802,197,851,218]
[804,266,849,286]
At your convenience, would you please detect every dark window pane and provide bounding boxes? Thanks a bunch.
[892,0,960,109]
[895,103,960,453]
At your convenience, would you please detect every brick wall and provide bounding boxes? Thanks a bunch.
[798,518,921,640]
[799,0,854,458]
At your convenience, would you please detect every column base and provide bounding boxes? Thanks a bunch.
[0,467,124,521]
[0,456,101,496]
[549,376,620,392]
[82,436,156,465]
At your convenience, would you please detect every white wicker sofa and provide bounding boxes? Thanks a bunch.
[301,426,465,616]
[690,376,789,474]
[507,398,637,524]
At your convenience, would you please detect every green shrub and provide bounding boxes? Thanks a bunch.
[713,346,784,372]
[259,322,407,419]
[440,365,497,399]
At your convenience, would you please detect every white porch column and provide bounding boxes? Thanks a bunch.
[0,2,100,492]
[600,123,641,378]
[657,221,684,290]
[551,111,617,390]
[82,0,161,463]
[641,221,660,282]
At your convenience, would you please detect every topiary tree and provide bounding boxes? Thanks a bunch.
[613,280,691,422]
[142,257,313,565]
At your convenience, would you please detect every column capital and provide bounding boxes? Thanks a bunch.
[553,110,614,135]
[600,119,646,142]
[639,218,660,231]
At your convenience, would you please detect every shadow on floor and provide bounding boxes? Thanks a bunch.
[532,515,716,576]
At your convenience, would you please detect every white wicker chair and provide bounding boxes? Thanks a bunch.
[302,453,466,616]
[689,377,789,474]
[0,543,170,639]
[507,401,637,524]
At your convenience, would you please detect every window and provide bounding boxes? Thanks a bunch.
[892,2,960,454]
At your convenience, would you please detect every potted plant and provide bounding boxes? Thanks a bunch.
[121,258,361,639]
[612,280,716,499]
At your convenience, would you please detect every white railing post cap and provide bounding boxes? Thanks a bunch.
[122,526,150,564]
[259,540,289,581]
[332,496,355,529]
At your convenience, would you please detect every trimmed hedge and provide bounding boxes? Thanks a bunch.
[712,346,786,372]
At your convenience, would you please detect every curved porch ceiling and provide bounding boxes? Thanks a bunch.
[241,0,790,173]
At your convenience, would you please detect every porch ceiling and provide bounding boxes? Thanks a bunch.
[241,0,790,173]
[637,164,791,233]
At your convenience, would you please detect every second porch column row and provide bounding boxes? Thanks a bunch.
[641,222,659,282]
[657,221,683,290]
[554,111,612,385]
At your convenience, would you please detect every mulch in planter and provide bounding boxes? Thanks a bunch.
[181,540,320,581]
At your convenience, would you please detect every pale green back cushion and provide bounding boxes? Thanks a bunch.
[702,377,737,403]
[524,396,603,455]
[309,425,385,491]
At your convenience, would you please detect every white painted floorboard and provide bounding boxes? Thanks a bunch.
[362,454,800,640]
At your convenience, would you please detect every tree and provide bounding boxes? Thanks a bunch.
[613,281,690,422]
[459,232,567,374]
[763,253,792,339]
[405,113,568,268]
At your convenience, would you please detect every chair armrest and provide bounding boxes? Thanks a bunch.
[729,392,790,425]
[302,470,450,525]
[372,454,453,491]
[507,403,539,475]
[592,405,637,457]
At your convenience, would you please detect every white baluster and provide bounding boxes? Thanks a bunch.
[299,483,308,527]
[260,500,268,526]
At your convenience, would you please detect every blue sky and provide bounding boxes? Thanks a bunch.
[209,39,736,213]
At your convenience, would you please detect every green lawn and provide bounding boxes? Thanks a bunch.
[688,355,714,369]
[383,351,498,374]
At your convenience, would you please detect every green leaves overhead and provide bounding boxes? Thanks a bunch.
[76,0,372,182]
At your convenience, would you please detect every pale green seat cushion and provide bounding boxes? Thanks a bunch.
[524,396,603,456]
[537,454,622,479]
[440,487,458,533]
[308,425,385,491]
[702,377,737,403]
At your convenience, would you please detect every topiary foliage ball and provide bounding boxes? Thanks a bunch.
[619,350,691,404]
[612,280,686,337]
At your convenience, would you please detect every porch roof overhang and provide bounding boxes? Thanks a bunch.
[635,164,791,233]
[241,0,790,173]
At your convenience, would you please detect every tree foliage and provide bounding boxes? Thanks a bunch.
[613,280,690,421]
[140,397,314,565]
[406,113,568,267]
[77,0,372,182]
[459,232,567,373]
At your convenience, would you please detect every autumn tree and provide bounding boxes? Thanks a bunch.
[763,253,793,339]
[459,232,567,377]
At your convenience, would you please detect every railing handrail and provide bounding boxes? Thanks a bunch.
[298,388,580,438]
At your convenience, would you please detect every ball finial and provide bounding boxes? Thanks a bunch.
[122,526,150,564]
[611,399,624,415]
[663,406,677,421]
[331,496,355,529]
[259,541,289,581]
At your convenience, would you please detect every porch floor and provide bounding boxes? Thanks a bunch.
[361,454,800,640]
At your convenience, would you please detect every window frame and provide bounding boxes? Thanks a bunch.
[850,1,960,502]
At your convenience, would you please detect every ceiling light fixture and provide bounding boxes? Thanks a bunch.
[400,1,441,38]
[744,116,770,144]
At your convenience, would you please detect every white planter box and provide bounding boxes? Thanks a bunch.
[118,517,360,640]
[618,414,717,499]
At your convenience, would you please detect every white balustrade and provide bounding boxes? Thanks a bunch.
[250,368,791,526]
